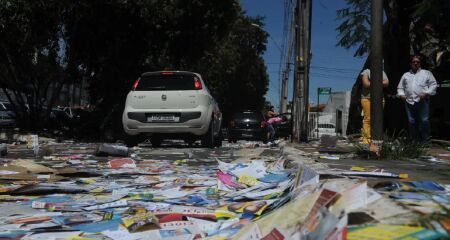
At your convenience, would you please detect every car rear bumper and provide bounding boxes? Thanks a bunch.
[0,119,15,126]
[123,110,209,136]
[123,123,209,136]
[228,128,266,140]
[127,112,201,123]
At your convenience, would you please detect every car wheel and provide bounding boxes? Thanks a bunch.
[151,137,162,147]
[124,134,140,147]
[214,129,223,147]
[201,120,214,148]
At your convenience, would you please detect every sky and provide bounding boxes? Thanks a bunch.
[241,0,366,110]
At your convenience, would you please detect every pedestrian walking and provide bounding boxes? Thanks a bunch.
[267,116,283,142]
[397,55,437,143]
[266,106,277,119]
[360,67,389,144]
[266,106,277,142]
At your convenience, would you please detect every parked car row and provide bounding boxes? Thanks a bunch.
[3,71,294,146]
[120,70,294,147]
[0,101,85,132]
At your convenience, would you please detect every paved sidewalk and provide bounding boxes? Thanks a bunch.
[286,139,450,184]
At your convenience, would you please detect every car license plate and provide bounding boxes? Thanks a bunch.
[242,133,253,137]
[147,115,179,122]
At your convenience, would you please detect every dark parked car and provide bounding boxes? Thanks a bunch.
[50,107,79,127]
[0,102,15,126]
[273,112,292,139]
[228,110,267,143]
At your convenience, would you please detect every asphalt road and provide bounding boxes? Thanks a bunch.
[4,136,449,185]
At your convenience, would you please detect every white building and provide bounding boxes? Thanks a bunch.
[308,91,351,137]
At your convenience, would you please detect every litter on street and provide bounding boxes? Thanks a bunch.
[0,136,449,239]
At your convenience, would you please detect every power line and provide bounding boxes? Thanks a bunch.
[267,62,361,72]
[310,73,356,81]
[311,66,360,73]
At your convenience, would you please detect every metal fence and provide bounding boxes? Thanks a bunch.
[307,111,349,138]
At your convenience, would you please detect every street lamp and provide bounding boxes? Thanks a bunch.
[251,24,283,55]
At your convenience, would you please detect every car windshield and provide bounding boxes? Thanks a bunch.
[136,73,199,91]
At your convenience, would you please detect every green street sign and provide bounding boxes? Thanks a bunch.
[318,87,331,95]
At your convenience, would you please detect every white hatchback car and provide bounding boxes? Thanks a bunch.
[313,123,336,138]
[122,71,222,147]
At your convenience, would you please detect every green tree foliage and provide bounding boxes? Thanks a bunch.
[336,0,371,57]
[410,0,450,69]
[336,0,449,70]
[0,0,68,128]
[0,0,270,133]
[197,15,269,119]
[338,0,450,134]
[64,1,243,105]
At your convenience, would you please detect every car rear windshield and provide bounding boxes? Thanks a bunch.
[233,112,263,121]
[136,73,199,91]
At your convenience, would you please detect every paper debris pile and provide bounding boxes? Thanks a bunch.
[0,138,448,239]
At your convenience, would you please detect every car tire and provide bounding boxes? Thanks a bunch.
[201,120,214,148]
[124,134,140,147]
[151,137,162,147]
[214,129,223,147]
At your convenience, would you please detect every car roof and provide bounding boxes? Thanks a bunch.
[232,110,264,118]
[235,109,260,113]
[140,71,200,77]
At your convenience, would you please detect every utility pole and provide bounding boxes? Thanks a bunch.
[280,15,296,114]
[292,0,312,142]
[300,0,312,141]
[280,70,289,113]
[370,0,383,155]
[292,0,301,142]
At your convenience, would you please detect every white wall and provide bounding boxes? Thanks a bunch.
[308,91,350,137]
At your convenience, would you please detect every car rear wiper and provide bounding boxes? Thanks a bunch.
[145,86,166,90]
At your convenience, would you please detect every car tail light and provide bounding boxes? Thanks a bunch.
[194,79,202,89]
[131,79,140,91]
[260,121,267,128]
[161,72,174,75]
[229,120,235,128]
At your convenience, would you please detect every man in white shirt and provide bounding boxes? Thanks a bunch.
[397,55,437,143]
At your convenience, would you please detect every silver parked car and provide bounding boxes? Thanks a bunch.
[0,102,15,126]
[122,71,222,147]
